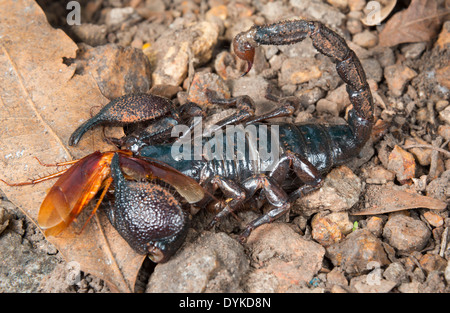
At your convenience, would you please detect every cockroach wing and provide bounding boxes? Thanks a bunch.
[118,155,208,204]
[38,151,114,236]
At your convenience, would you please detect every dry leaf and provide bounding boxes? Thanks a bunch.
[352,185,447,215]
[0,0,145,292]
[379,0,445,47]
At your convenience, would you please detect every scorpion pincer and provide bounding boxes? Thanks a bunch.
[4,20,374,263]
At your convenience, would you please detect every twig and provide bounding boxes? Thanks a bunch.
[402,144,450,157]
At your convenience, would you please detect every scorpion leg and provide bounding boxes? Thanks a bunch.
[239,151,323,240]
[205,176,246,228]
[238,174,290,241]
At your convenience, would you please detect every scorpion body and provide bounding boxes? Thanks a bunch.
[4,20,374,262]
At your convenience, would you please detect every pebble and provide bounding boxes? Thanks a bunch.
[187,72,230,108]
[383,262,408,286]
[147,231,249,292]
[312,212,353,246]
[347,0,366,11]
[365,216,384,237]
[382,214,431,254]
[419,253,448,274]
[404,138,432,166]
[425,170,450,201]
[384,64,418,97]
[150,21,219,86]
[361,58,383,83]
[326,229,390,274]
[105,7,137,28]
[436,20,450,49]
[294,166,362,216]
[423,211,444,228]
[352,30,378,49]
[290,0,345,27]
[245,223,325,292]
[75,43,151,98]
[316,98,339,116]
[326,267,348,287]
[439,106,450,125]
[387,145,416,183]
[350,275,397,293]
[401,42,427,59]
[362,164,395,184]
[279,57,322,86]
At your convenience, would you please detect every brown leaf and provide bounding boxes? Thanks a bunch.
[352,185,447,215]
[379,0,446,47]
[0,0,145,292]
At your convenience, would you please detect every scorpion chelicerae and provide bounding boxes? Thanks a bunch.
[3,20,373,263]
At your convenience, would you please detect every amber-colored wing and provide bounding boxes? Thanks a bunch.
[38,151,115,236]
[118,154,209,204]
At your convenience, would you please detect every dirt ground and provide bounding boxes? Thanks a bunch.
[0,0,449,293]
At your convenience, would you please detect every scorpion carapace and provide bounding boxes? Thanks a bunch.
[4,20,374,262]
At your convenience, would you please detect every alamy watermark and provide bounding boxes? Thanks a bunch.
[170,117,281,172]
[66,1,81,26]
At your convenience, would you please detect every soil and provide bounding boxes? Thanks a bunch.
[0,0,449,293]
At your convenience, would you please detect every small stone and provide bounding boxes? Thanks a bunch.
[279,57,322,85]
[325,84,350,113]
[425,170,450,201]
[74,44,152,98]
[311,213,343,246]
[316,99,339,116]
[438,125,450,141]
[383,214,431,254]
[384,64,418,97]
[445,262,450,284]
[326,229,390,274]
[435,20,450,49]
[439,106,450,125]
[187,72,230,108]
[401,42,427,59]
[436,65,450,89]
[387,145,416,183]
[294,166,362,216]
[150,21,219,86]
[398,281,420,293]
[348,0,366,11]
[350,275,397,293]
[105,7,137,27]
[346,18,363,34]
[404,138,432,166]
[383,262,408,285]
[365,216,384,237]
[363,164,395,184]
[326,267,348,287]
[294,87,326,107]
[147,232,249,292]
[361,58,383,83]
[423,211,444,228]
[245,223,325,292]
[326,0,348,10]
[436,100,449,112]
[419,254,447,274]
[352,30,378,49]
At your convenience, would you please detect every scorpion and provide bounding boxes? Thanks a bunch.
[3,20,373,263]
